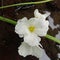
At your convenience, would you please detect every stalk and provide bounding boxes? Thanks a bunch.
[0,0,52,9]
[46,34,60,44]
[0,16,16,25]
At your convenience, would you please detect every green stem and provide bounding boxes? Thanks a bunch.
[0,16,16,25]
[0,16,60,44]
[0,0,52,9]
[46,34,60,44]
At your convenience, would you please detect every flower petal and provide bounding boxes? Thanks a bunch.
[35,28,49,36]
[18,42,43,58]
[34,9,43,18]
[34,20,49,36]
[18,42,31,57]
[28,18,43,27]
[29,17,49,28]
[34,9,50,19]
[24,33,41,46]
[28,17,49,36]
[43,11,51,18]
[18,17,28,22]
[19,34,24,38]
[15,17,29,37]
[31,46,43,58]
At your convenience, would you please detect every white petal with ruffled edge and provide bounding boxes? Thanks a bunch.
[24,33,41,46]
[34,9,50,19]
[28,17,49,36]
[18,42,43,58]
[15,17,29,37]
[18,42,31,57]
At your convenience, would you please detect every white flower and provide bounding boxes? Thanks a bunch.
[18,42,43,59]
[15,9,50,47]
[15,9,50,59]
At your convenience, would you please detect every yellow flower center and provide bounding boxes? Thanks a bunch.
[29,26,35,32]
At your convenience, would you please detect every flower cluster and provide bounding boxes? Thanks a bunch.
[15,9,50,59]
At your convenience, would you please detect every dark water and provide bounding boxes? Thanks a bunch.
[0,0,60,60]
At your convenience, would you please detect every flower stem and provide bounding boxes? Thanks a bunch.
[0,16,16,25]
[0,0,52,9]
[46,34,60,44]
[0,16,60,44]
